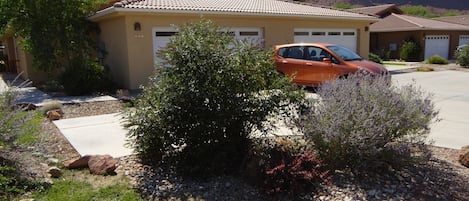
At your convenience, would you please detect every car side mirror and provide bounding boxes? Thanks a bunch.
[323,58,332,64]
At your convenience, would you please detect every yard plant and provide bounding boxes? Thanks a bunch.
[456,45,469,67]
[296,74,438,170]
[400,41,422,62]
[126,20,303,176]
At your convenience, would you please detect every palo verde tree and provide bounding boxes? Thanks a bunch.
[0,0,111,95]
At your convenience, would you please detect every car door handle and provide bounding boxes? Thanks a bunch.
[282,60,288,64]
[306,63,313,66]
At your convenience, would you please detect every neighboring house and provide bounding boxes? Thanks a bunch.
[351,4,469,61]
[89,0,377,90]
[435,15,469,47]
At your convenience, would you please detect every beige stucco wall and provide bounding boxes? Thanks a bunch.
[95,12,372,89]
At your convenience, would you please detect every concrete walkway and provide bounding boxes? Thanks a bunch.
[53,113,132,158]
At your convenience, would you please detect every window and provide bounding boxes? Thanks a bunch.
[294,32,309,36]
[286,47,304,59]
[239,31,259,36]
[155,32,177,37]
[343,32,355,36]
[311,32,326,36]
[328,32,341,36]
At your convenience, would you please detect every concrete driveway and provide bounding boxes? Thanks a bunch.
[392,70,469,149]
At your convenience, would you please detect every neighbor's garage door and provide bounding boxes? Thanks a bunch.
[459,35,469,46]
[425,35,450,60]
[152,27,263,64]
[294,29,357,52]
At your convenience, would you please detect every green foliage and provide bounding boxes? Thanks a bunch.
[1,157,44,200]
[296,74,438,170]
[426,55,449,64]
[59,59,115,96]
[333,2,353,9]
[456,46,469,67]
[400,41,422,61]
[126,20,303,176]
[33,180,141,201]
[245,137,330,196]
[0,83,40,146]
[0,0,111,95]
[400,5,439,18]
[369,53,383,64]
[0,0,106,72]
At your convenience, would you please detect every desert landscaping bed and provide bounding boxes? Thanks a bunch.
[2,97,469,200]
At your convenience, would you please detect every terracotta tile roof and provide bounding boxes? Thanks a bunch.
[370,13,469,32]
[434,15,469,26]
[95,0,375,20]
[349,4,403,17]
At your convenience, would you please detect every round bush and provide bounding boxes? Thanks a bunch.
[456,45,469,67]
[125,20,303,176]
[426,55,448,64]
[400,41,422,61]
[59,59,114,96]
[296,74,438,170]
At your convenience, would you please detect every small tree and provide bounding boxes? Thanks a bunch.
[125,20,303,176]
[456,46,469,67]
[296,74,438,170]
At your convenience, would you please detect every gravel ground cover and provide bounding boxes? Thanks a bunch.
[2,79,469,200]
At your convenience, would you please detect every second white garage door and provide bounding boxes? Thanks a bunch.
[424,35,450,60]
[152,27,263,64]
[294,28,357,52]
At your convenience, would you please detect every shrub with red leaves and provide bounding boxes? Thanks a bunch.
[264,151,331,195]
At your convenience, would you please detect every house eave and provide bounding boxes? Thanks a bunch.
[89,7,378,22]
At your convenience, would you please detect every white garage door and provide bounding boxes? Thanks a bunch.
[459,35,469,46]
[425,35,450,60]
[152,27,263,65]
[294,28,357,52]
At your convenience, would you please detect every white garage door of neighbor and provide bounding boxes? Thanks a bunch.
[294,29,357,52]
[459,35,469,46]
[152,27,263,65]
[425,35,450,60]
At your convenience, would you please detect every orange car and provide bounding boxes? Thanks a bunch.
[274,43,390,86]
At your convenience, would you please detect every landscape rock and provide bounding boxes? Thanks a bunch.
[88,155,117,175]
[14,102,37,111]
[63,155,92,169]
[459,145,469,168]
[46,158,59,166]
[46,109,62,121]
[48,166,62,178]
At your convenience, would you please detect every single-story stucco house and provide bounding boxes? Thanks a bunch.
[2,0,377,90]
[352,4,469,61]
[89,0,379,90]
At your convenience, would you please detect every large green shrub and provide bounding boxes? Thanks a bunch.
[400,41,422,61]
[296,74,438,170]
[456,46,469,67]
[426,55,448,64]
[59,59,114,96]
[125,20,303,176]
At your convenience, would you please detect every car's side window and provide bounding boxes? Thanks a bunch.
[305,46,322,61]
[285,46,304,59]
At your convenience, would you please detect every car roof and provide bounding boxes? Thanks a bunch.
[275,43,335,48]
